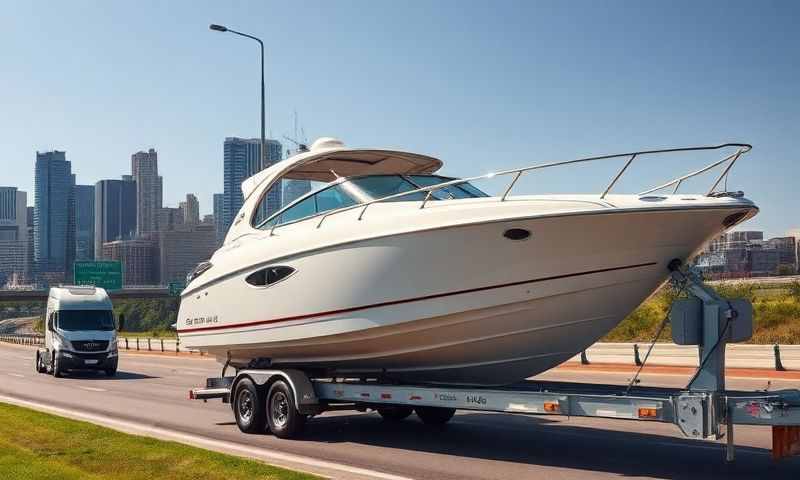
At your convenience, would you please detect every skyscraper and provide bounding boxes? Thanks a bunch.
[179,193,200,225]
[222,137,282,232]
[34,151,74,280]
[74,183,95,261]
[213,193,224,244]
[94,178,137,258]
[131,149,163,236]
[0,187,28,286]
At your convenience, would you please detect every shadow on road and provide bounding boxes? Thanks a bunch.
[296,411,799,479]
[61,370,157,380]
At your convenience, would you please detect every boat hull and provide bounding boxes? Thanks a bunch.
[178,202,755,385]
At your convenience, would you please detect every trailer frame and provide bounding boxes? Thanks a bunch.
[189,266,800,461]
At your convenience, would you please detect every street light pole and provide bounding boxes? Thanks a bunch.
[209,24,267,171]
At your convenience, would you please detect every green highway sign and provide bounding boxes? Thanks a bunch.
[168,281,186,297]
[73,261,123,291]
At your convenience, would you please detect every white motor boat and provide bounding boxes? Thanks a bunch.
[178,138,757,386]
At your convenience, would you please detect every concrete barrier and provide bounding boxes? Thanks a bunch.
[572,342,800,370]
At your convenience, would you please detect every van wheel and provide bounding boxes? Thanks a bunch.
[415,406,456,425]
[35,351,46,374]
[377,405,414,421]
[52,354,64,378]
[267,380,306,439]
[233,378,266,434]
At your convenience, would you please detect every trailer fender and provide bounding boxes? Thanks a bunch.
[235,369,319,414]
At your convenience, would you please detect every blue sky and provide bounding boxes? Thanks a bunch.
[2,0,798,236]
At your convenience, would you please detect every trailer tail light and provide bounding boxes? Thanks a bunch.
[772,426,800,460]
[381,393,392,400]
[543,402,559,413]
[638,407,658,418]
[189,390,195,400]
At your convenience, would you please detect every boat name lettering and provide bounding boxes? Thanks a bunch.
[466,395,487,405]
[185,315,219,326]
[434,393,457,402]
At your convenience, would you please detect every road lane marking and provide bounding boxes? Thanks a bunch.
[0,394,413,480]
[78,386,107,392]
[7,373,24,378]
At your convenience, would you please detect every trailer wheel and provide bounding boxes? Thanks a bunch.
[267,380,306,439]
[415,406,456,425]
[233,378,266,434]
[377,405,413,421]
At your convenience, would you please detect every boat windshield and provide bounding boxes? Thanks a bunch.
[56,310,115,331]
[257,174,487,229]
[345,175,488,202]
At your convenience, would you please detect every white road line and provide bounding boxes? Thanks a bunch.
[7,373,24,378]
[0,394,413,480]
[77,386,107,392]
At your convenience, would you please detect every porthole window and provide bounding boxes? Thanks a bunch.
[245,266,296,287]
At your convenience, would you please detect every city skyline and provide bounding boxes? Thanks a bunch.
[2,2,798,238]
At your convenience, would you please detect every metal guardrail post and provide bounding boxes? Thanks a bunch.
[147,338,152,351]
[775,344,787,372]
[125,338,129,350]
[580,350,590,365]
[161,339,164,352]
[634,344,643,366]
[136,338,139,351]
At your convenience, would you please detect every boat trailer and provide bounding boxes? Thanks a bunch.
[190,266,800,461]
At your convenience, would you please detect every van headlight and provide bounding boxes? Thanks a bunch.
[53,335,72,351]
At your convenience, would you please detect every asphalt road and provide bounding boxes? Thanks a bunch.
[1,342,798,480]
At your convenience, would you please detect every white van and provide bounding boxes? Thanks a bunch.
[35,286,118,377]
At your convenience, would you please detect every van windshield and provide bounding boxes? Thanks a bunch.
[57,310,115,331]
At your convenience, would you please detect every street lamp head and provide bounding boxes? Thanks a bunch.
[209,24,228,32]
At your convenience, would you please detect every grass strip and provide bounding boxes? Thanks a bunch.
[0,402,320,480]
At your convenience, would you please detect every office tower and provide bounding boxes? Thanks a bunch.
[222,137,282,232]
[213,193,224,244]
[283,180,312,206]
[155,207,184,232]
[34,151,74,281]
[180,193,200,225]
[156,223,217,284]
[101,239,158,286]
[131,148,163,236]
[0,187,28,286]
[74,184,95,261]
[94,178,137,258]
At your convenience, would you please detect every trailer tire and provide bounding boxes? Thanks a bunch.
[267,380,306,439]
[415,406,455,425]
[233,378,266,434]
[377,405,414,421]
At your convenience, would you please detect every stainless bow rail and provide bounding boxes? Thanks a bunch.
[298,143,752,231]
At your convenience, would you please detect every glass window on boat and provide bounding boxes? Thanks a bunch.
[344,175,428,202]
[406,175,489,199]
[258,184,359,229]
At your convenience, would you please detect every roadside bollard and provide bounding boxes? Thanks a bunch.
[125,338,129,350]
[136,338,140,351]
[147,338,152,351]
[775,344,787,372]
[580,350,590,365]
[634,344,643,366]
[160,339,164,352]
